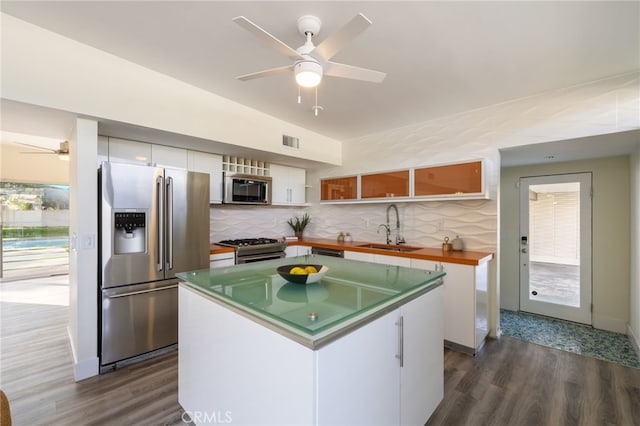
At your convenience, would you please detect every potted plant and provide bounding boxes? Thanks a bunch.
[287,213,310,239]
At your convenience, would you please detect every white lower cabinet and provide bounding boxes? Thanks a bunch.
[344,250,411,267]
[316,286,444,425]
[209,252,235,268]
[411,258,489,353]
[180,284,443,425]
[343,250,373,262]
[285,245,312,258]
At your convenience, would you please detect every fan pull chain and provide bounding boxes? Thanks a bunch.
[312,87,323,117]
[297,86,301,104]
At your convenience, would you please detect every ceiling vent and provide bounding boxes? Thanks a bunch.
[282,134,300,149]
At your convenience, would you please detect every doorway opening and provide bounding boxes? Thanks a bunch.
[519,173,592,324]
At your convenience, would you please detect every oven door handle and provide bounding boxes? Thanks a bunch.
[237,252,286,263]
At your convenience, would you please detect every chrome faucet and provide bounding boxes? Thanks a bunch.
[377,224,392,245]
[386,204,405,245]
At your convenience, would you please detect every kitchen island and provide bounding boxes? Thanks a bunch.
[177,255,445,426]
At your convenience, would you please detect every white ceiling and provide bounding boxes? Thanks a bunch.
[1,1,639,163]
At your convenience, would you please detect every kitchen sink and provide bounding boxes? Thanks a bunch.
[356,243,423,253]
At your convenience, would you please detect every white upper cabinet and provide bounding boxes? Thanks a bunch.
[97,136,109,164]
[270,164,306,205]
[187,151,223,204]
[151,145,188,169]
[107,137,152,165]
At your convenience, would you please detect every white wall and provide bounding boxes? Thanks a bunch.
[630,144,640,352]
[68,118,99,380]
[501,156,631,333]
[1,13,342,166]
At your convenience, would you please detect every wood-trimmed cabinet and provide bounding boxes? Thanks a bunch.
[320,175,358,201]
[320,159,487,204]
[361,170,410,199]
[414,160,482,197]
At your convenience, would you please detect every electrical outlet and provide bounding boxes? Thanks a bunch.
[364,219,369,228]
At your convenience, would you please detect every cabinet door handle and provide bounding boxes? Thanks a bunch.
[395,316,404,367]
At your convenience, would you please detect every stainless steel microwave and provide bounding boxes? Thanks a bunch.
[223,172,272,205]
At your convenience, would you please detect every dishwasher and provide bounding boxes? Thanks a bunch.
[311,247,344,258]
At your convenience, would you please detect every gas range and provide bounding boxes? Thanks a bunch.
[217,238,287,264]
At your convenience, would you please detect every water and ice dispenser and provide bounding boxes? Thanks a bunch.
[114,212,146,254]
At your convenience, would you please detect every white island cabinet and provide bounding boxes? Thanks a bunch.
[317,285,443,425]
[177,255,445,426]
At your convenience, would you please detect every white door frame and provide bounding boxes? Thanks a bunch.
[519,173,592,324]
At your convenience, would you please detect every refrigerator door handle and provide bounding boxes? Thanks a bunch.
[106,284,178,298]
[156,175,164,272]
[166,176,174,270]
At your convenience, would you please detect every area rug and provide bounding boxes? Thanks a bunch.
[500,309,640,369]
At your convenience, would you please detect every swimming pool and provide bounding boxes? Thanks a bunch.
[2,237,69,250]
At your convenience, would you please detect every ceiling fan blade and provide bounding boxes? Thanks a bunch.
[14,142,56,153]
[236,65,293,81]
[324,61,386,83]
[233,16,301,59]
[20,151,55,155]
[314,13,372,61]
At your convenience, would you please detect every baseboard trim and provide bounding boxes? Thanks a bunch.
[67,326,99,381]
[627,324,640,358]
[592,314,627,334]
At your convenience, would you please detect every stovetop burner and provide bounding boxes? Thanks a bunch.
[218,237,287,263]
[218,238,280,247]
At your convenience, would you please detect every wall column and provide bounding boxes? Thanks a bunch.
[68,118,99,380]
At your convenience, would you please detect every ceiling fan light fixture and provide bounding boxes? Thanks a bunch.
[294,60,322,88]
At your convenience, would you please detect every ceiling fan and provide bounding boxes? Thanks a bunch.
[19,141,70,161]
[233,13,386,90]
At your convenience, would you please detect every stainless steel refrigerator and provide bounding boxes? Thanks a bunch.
[98,161,209,370]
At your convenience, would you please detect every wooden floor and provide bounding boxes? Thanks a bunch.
[1,277,639,426]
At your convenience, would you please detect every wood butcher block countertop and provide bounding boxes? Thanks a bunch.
[290,237,493,266]
[209,244,235,255]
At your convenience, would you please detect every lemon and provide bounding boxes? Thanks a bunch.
[304,266,318,274]
[289,267,308,275]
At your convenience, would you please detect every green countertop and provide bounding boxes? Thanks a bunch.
[177,254,445,348]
